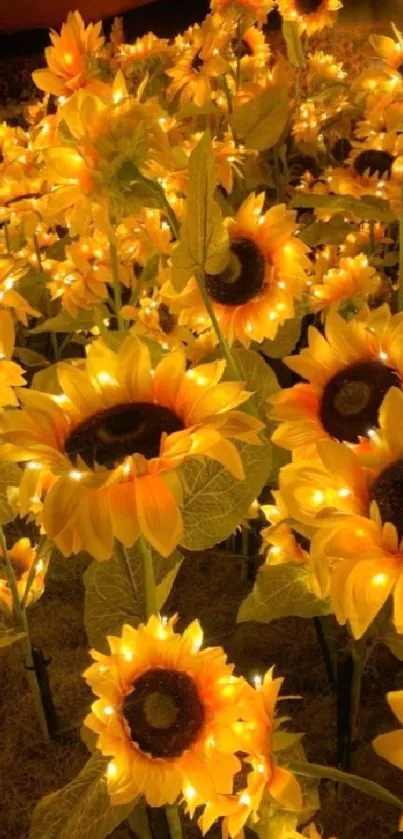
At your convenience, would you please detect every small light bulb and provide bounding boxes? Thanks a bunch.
[372,572,389,587]
[69,470,82,481]
[107,761,117,778]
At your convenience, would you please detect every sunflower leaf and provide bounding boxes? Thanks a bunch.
[282,20,306,69]
[84,545,182,651]
[127,800,153,839]
[299,215,353,247]
[0,462,22,525]
[225,348,279,420]
[290,193,396,222]
[180,441,271,551]
[0,621,26,649]
[230,88,290,151]
[170,130,229,291]
[31,309,100,334]
[13,347,50,367]
[237,562,332,624]
[259,317,302,360]
[29,752,134,839]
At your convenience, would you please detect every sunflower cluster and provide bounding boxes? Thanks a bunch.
[4,0,403,836]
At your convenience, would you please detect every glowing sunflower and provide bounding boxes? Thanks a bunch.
[310,254,381,313]
[0,538,44,614]
[164,194,311,347]
[0,337,262,560]
[167,23,228,107]
[278,0,342,35]
[374,691,403,790]
[270,306,403,458]
[194,670,302,838]
[328,132,403,201]
[84,615,249,808]
[230,26,271,76]
[210,0,274,25]
[0,310,26,406]
[32,11,106,98]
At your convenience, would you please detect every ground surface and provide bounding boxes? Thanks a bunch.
[1,549,402,839]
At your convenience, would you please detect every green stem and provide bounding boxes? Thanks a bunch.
[196,271,242,381]
[0,529,50,741]
[94,306,110,341]
[288,760,403,811]
[109,241,124,330]
[222,76,233,115]
[165,805,183,839]
[399,180,403,311]
[33,234,43,273]
[350,635,376,745]
[138,537,157,619]
[159,194,180,241]
[369,220,376,255]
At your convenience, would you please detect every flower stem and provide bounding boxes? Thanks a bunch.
[33,234,43,273]
[196,271,242,381]
[0,528,50,741]
[165,805,183,839]
[398,180,403,311]
[20,535,49,611]
[109,241,124,330]
[138,537,157,619]
[287,760,403,811]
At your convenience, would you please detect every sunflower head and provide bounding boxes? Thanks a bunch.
[32,11,106,98]
[84,615,251,808]
[278,0,342,35]
[310,254,381,312]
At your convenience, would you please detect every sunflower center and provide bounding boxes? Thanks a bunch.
[64,402,184,468]
[205,237,266,307]
[397,64,403,78]
[319,361,400,444]
[191,50,204,72]
[331,138,352,164]
[158,303,177,335]
[123,668,205,758]
[295,0,323,14]
[370,459,403,539]
[232,37,253,59]
[353,150,395,179]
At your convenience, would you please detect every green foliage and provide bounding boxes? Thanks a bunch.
[0,620,26,649]
[171,131,229,290]
[237,562,332,624]
[0,463,22,524]
[227,347,279,420]
[127,801,153,839]
[380,626,403,661]
[31,309,97,334]
[300,214,353,247]
[260,317,302,359]
[230,88,290,151]
[18,269,48,311]
[29,753,134,839]
[13,347,50,367]
[84,544,182,651]
[290,193,395,222]
[180,441,271,550]
[46,236,73,261]
[282,20,306,68]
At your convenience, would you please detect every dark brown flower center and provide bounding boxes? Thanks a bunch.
[353,150,395,179]
[158,303,177,335]
[295,0,323,14]
[122,668,205,758]
[370,459,403,540]
[232,752,253,794]
[232,38,253,59]
[331,138,352,164]
[191,50,204,72]
[319,361,400,444]
[205,237,266,307]
[64,402,184,468]
[397,64,403,78]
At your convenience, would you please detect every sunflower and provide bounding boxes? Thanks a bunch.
[278,388,403,635]
[328,132,403,201]
[164,194,311,347]
[278,0,342,35]
[84,615,251,808]
[230,26,271,76]
[167,23,228,107]
[307,51,346,84]
[195,669,302,838]
[374,691,403,795]
[270,306,403,459]
[123,295,193,352]
[0,310,26,406]
[0,336,262,560]
[117,33,170,67]
[310,254,381,313]
[32,11,107,99]
[0,260,40,325]
[261,520,310,566]
[210,0,274,26]
[0,538,45,614]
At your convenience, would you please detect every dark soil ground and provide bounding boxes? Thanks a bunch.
[1,548,402,839]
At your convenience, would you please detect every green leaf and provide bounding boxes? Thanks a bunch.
[225,348,279,421]
[381,626,403,661]
[46,236,73,261]
[260,317,302,359]
[29,753,134,839]
[84,545,182,651]
[31,310,97,334]
[180,441,272,551]
[0,463,22,524]
[0,620,26,649]
[17,270,49,311]
[13,347,50,367]
[290,193,395,222]
[230,88,290,151]
[288,759,403,810]
[171,130,229,291]
[282,20,306,68]
[237,562,332,624]
[127,800,153,839]
[300,215,353,247]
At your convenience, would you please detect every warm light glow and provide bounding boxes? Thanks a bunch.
[371,573,389,588]
[69,470,83,481]
[312,490,325,505]
[239,793,251,806]
[107,761,117,778]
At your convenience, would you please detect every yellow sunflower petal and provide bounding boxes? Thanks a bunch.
[135,473,183,556]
